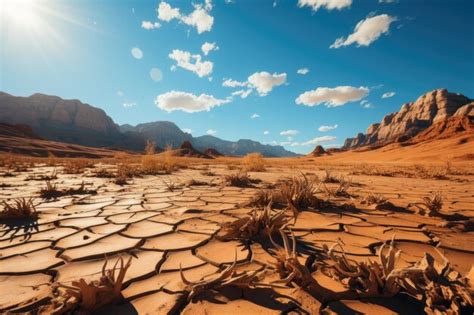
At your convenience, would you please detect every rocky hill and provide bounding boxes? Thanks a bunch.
[122,122,298,157]
[343,89,473,149]
[0,92,145,150]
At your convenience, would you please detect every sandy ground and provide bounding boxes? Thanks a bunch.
[0,159,473,314]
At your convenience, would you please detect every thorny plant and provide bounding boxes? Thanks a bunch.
[0,198,38,220]
[420,191,444,216]
[180,252,278,302]
[224,171,260,187]
[40,256,132,314]
[216,202,290,241]
[278,174,322,217]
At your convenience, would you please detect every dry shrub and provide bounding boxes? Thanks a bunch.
[278,174,321,216]
[243,152,266,172]
[322,169,339,183]
[413,164,448,180]
[224,171,260,187]
[322,177,352,198]
[180,253,271,302]
[361,193,387,205]
[91,168,115,178]
[26,169,58,181]
[40,257,132,314]
[420,192,444,216]
[40,181,97,200]
[0,198,37,220]
[141,145,176,175]
[47,151,58,166]
[216,203,289,241]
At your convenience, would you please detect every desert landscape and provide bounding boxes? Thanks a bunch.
[1,0,473,314]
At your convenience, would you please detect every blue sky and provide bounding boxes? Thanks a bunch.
[1,0,473,154]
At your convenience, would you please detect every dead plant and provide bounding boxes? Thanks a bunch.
[243,152,266,172]
[40,180,64,199]
[224,171,260,187]
[278,174,322,217]
[180,252,273,302]
[0,198,38,220]
[420,192,444,216]
[39,256,132,314]
[216,203,290,241]
[361,193,387,205]
[322,169,339,183]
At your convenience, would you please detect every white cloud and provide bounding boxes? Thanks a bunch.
[280,129,299,137]
[301,135,337,146]
[382,91,396,98]
[298,0,352,11]
[296,86,369,107]
[141,21,161,30]
[155,91,230,113]
[223,79,248,88]
[318,124,338,132]
[297,68,309,75]
[231,89,252,99]
[123,102,137,108]
[331,14,397,48]
[169,49,213,77]
[201,42,219,55]
[248,71,287,96]
[157,1,214,34]
[251,113,260,119]
[379,0,398,3]
[263,130,270,135]
[206,129,217,135]
[181,3,214,34]
[360,100,374,108]
[182,128,193,134]
[150,68,163,82]
[131,47,143,59]
[117,91,124,97]
[157,2,181,22]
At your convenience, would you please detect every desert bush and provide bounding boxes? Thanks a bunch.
[46,151,58,166]
[216,203,289,241]
[361,193,387,205]
[322,169,339,183]
[420,192,444,216]
[39,256,132,314]
[0,198,37,220]
[26,169,58,181]
[63,159,94,174]
[141,145,176,175]
[243,152,266,172]
[40,181,97,199]
[224,171,260,187]
[278,174,322,216]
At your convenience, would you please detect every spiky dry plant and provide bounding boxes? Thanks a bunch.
[39,256,132,314]
[180,252,274,302]
[66,181,97,196]
[421,192,444,216]
[216,203,290,241]
[26,169,58,181]
[243,152,266,172]
[0,198,38,220]
[322,169,339,183]
[322,177,352,199]
[40,180,63,200]
[62,159,93,174]
[224,171,259,187]
[278,174,321,217]
[323,240,416,298]
[164,179,180,192]
[361,193,387,205]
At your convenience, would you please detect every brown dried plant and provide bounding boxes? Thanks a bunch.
[421,191,444,216]
[278,174,322,217]
[216,203,290,241]
[0,198,38,220]
[361,193,387,205]
[224,171,260,187]
[243,152,266,172]
[40,256,132,314]
[40,180,63,199]
[180,252,274,302]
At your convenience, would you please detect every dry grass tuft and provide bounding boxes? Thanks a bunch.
[26,169,58,181]
[243,152,266,172]
[0,198,38,220]
[180,252,272,302]
[278,174,321,216]
[63,159,94,174]
[141,145,177,175]
[322,169,340,183]
[361,193,387,205]
[224,171,260,187]
[40,181,97,199]
[40,256,132,314]
[420,192,444,216]
[216,203,290,241]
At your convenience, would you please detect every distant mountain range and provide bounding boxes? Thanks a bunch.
[342,89,473,150]
[0,92,298,157]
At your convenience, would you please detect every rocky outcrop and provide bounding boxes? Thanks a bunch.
[0,123,42,139]
[308,145,330,157]
[0,92,145,150]
[169,141,211,159]
[204,148,223,157]
[342,89,472,149]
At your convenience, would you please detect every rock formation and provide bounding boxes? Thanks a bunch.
[342,89,473,149]
[308,145,330,157]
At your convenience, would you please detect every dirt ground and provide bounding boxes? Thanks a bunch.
[0,157,473,314]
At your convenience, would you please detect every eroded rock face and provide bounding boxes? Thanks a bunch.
[342,89,472,149]
[308,145,328,157]
[0,92,145,150]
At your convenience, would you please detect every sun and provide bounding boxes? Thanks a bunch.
[1,0,42,30]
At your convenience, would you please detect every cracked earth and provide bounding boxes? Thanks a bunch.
[0,162,473,314]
